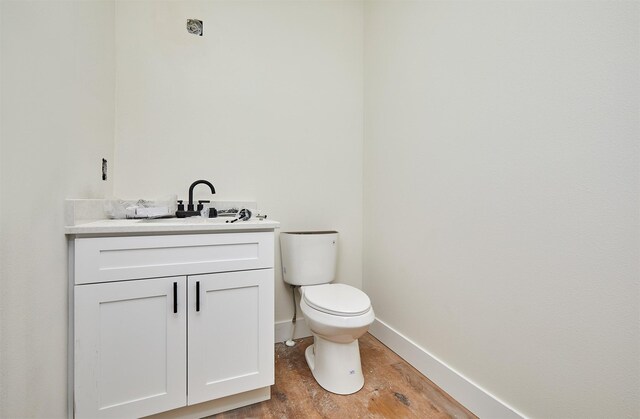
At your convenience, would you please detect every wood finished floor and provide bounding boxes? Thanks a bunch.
[211,333,476,419]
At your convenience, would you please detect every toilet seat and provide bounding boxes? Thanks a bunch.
[302,283,371,317]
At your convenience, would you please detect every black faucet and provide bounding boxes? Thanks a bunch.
[176,179,216,218]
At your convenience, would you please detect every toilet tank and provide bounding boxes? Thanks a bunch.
[280,231,338,286]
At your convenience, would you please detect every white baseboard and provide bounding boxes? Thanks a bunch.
[370,318,525,419]
[274,318,312,344]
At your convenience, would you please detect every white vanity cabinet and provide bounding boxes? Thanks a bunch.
[74,276,188,418]
[69,231,275,419]
[187,270,273,405]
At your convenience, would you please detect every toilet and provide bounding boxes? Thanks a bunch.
[280,231,375,395]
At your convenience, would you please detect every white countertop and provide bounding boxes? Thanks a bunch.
[65,217,280,236]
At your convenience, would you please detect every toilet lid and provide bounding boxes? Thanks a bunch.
[303,284,371,317]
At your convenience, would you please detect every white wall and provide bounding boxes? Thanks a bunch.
[0,1,115,417]
[363,1,639,418]
[113,1,363,323]
[2,1,638,417]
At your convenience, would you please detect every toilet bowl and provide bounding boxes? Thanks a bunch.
[299,284,375,394]
[280,231,375,395]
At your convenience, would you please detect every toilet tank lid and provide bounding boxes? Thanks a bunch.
[303,284,371,317]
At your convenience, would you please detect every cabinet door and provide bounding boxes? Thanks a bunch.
[75,277,187,418]
[188,269,274,405]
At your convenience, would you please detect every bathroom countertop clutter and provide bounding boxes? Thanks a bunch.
[65,199,279,235]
